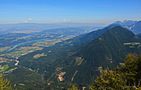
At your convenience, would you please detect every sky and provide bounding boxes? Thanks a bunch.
[0,0,141,24]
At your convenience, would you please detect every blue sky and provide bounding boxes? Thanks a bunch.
[0,0,141,24]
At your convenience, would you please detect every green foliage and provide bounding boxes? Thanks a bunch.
[68,84,78,90]
[90,54,141,90]
[0,74,12,90]
[119,54,141,86]
[90,69,126,90]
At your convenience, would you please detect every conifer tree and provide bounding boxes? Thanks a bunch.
[0,74,12,90]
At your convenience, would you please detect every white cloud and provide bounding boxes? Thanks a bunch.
[24,17,33,23]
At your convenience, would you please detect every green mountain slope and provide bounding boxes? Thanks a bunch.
[11,26,141,89]
[71,26,141,84]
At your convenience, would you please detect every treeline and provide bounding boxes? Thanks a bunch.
[69,54,141,90]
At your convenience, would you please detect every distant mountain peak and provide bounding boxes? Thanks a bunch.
[111,20,141,34]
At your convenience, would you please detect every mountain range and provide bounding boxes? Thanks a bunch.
[13,25,141,89]
[0,20,140,89]
[113,20,141,34]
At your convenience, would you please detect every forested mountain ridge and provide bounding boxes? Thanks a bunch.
[13,26,141,90]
